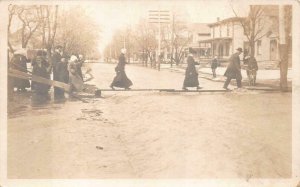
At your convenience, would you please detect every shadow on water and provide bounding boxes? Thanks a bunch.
[8,91,63,119]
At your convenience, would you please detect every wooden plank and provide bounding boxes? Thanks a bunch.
[9,69,70,91]
[98,89,229,92]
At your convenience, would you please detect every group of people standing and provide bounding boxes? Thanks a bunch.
[9,45,85,104]
[9,45,258,104]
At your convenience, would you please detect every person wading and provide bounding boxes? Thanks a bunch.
[110,48,133,90]
[52,45,64,100]
[11,49,30,92]
[223,47,243,90]
[31,50,51,105]
[182,50,201,90]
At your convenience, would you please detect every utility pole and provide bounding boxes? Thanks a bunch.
[171,13,174,67]
[148,9,171,71]
[158,9,161,71]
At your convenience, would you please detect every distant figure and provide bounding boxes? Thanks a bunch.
[211,56,219,78]
[182,52,201,90]
[52,45,64,100]
[223,48,243,90]
[110,48,133,90]
[244,55,258,86]
[31,50,51,104]
[11,50,30,92]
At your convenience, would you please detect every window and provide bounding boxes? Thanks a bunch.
[257,40,262,55]
[227,24,229,37]
[219,25,222,37]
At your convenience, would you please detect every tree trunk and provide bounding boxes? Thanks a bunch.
[279,5,289,91]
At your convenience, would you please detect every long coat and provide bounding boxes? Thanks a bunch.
[68,61,84,91]
[11,54,30,89]
[52,52,62,81]
[111,53,133,88]
[211,58,219,69]
[224,52,242,80]
[32,56,50,94]
[183,56,200,87]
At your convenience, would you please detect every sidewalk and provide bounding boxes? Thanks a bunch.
[166,64,292,90]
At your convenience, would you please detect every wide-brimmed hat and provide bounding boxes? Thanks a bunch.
[236,48,243,52]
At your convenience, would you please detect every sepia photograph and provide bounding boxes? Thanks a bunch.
[0,0,300,186]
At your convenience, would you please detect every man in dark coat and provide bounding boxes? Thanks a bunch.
[51,45,65,100]
[182,53,200,90]
[31,50,51,104]
[11,51,30,92]
[110,48,133,90]
[223,47,243,90]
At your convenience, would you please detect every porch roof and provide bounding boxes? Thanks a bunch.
[199,37,232,43]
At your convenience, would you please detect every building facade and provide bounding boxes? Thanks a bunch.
[196,5,281,63]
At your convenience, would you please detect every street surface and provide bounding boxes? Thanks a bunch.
[8,63,291,178]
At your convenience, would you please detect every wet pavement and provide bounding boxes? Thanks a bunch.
[7,63,291,179]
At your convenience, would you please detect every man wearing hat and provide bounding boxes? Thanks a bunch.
[223,47,243,90]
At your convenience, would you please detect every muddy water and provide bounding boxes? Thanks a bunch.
[102,92,291,178]
[7,63,292,178]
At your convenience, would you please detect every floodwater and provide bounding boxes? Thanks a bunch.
[7,63,291,179]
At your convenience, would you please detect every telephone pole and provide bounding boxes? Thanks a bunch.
[148,10,171,71]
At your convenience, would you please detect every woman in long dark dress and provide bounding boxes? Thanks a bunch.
[182,53,201,90]
[31,50,51,104]
[110,48,133,90]
[11,51,30,92]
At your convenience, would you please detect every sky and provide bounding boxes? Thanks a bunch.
[8,0,250,55]
[82,0,250,55]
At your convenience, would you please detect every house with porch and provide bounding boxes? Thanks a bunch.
[197,5,282,63]
[186,23,211,60]
[199,17,247,60]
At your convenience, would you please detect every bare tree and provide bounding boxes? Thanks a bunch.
[132,20,156,66]
[230,5,272,58]
[8,5,17,53]
[55,6,100,57]
[37,5,59,55]
[15,5,41,48]
[168,13,192,66]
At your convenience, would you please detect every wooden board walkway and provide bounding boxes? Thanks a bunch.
[97,88,230,93]
[9,69,71,91]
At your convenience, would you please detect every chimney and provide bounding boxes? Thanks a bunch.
[217,17,220,22]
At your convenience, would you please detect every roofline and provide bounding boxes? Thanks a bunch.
[208,17,246,27]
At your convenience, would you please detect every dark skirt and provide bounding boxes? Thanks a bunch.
[111,71,133,88]
[13,77,30,89]
[183,73,199,87]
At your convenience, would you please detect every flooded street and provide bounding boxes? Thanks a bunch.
[7,63,291,179]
